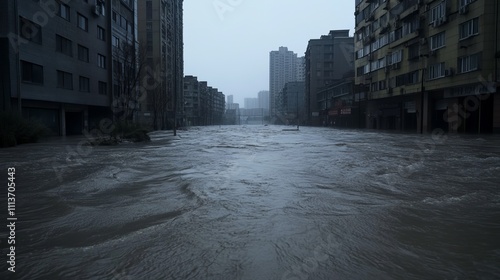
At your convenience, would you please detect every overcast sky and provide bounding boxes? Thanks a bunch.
[183,0,355,106]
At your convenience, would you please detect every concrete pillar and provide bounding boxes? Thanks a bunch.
[60,104,66,136]
[493,93,500,133]
[447,99,459,134]
[83,109,89,133]
[416,92,431,133]
[423,92,430,132]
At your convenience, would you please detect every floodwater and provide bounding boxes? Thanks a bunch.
[1,126,499,279]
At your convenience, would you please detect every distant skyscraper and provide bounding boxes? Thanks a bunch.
[244,98,259,109]
[296,56,306,82]
[258,91,269,110]
[227,95,234,105]
[269,47,299,118]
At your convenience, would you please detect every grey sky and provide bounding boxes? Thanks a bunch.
[184,1,355,106]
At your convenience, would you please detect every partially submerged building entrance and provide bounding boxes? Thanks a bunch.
[65,111,83,135]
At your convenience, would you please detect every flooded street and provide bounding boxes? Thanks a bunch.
[1,126,500,279]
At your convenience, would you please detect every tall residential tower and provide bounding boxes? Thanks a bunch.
[137,0,183,129]
[269,47,300,119]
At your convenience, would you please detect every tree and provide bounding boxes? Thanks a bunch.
[112,41,146,123]
[148,78,169,130]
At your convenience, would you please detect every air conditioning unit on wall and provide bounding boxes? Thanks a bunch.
[92,5,100,16]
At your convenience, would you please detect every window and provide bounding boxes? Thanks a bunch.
[388,50,403,65]
[97,2,105,15]
[112,36,119,47]
[459,18,479,40]
[98,81,107,95]
[19,17,42,44]
[77,13,88,31]
[460,0,476,8]
[379,80,387,90]
[378,58,386,68]
[379,34,389,47]
[58,2,70,21]
[408,43,420,60]
[357,66,364,76]
[78,45,89,62]
[21,61,43,84]
[112,11,117,22]
[97,26,105,41]
[429,63,445,80]
[408,70,419,84]
[372,19,380,32]
[97,54,106,68]
[430,1,446,23]
[357,49,364,59]
[146,1,153,19]
[396,74,406,87]
[389,28,403,43]
[458,53,479,73]
[430,32,446,50]
[113,84,121,97]
[371,82,378,92]
[120,15,127,29]
[57,70,73,89]
[79,76,90,92]
[56,35,72,57]
[402,17,420,36]
[371,39,379,51]
[363,64,370,74]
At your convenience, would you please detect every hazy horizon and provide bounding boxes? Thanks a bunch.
[184,0,355,106]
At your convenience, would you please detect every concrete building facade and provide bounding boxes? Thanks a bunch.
[305,30,355,126]
[277,81,306,125]
[244,97,259,109]
[137,0,183,129]
[258,90,270,111]
[354,0,500,133]
[297,56,306,82]
[1,0,114,135]
[183,75,225,126]
[269,47,299,120]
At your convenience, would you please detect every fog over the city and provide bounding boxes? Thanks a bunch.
[184,0,354,105]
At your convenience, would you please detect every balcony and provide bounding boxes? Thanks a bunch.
[365,13,375,23]
[363,34,375,44]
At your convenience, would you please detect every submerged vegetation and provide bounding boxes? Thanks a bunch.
[87,121,151,146]
[0,112,48,148]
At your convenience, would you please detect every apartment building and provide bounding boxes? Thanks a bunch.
[0,0,111,135]
[269,47,300,120]
[183,75,200,126]
[183,76,225,126]
[278,81,306,125]
[305,30,354,126]
[137,0,184,129]
[354,0,500,133]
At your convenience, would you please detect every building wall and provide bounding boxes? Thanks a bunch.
[1,1,114,135]
[244,98,259,109]
[354,0,499,133]
[258,90,270,113]
[137,0,183,129]
[269,46,299,119]
[306,30,354,125]
[281,81,306,124]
